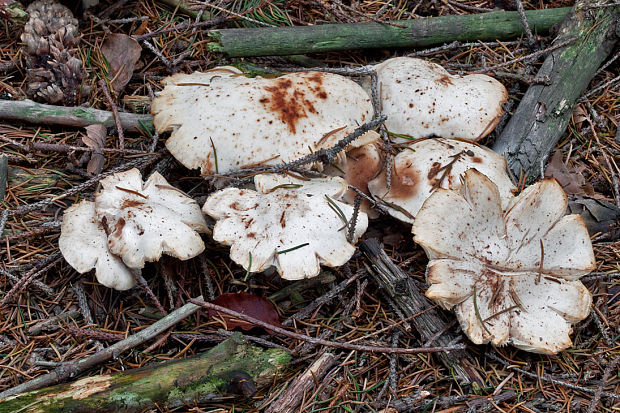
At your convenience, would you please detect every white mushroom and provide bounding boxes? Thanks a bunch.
[95,168,208,269]
[371,57,507,142]
[59,200,136,290]
[412,169,595,354]
[203,174,368,280]
[151,67,378,175]
[368,138,515,223]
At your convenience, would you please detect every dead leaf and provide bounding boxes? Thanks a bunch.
[101,34,141,93]
[567,198,620,237]
[572,103,587,130]
[544,150,586,195]
[83,124,106,174]
[209,292,282,334]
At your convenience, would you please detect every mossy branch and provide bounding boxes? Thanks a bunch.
[207,7,571,57]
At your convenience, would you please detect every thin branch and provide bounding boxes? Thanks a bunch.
[98,80,125,150]
[211,116,386,178]
[190,298,465,355]
[471,36,578,74]
[0,297,203,399]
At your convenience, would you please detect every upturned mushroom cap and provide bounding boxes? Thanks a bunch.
[368,138,515,223]
[59,200,136,290]
[95,168,208,269]
[151,68,377,175]
[372,57,507,142]
[203,174,368,280]
[413,169,595,354]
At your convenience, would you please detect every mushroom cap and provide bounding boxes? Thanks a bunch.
[203,174,368,280]
[95,168,208,269]
[151,68,377,175]
[59,200,136,290]
[372,57,507,142]
[368,138,515,223]
[413,169,595,354]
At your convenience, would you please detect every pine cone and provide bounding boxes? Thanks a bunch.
[21,0,86,105]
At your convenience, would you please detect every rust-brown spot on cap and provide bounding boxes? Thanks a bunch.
[260,73,328,134]
[121,199,145,209]
[344,146,384,196]
[381,162,421,200]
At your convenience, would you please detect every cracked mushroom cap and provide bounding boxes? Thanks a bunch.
[59,200,136,290]
[151,67,377,175]
[368,138,515,223]
[412,169,595,354]
[372,57,507,142]
[203,174,368,280]
[94,168,208,269]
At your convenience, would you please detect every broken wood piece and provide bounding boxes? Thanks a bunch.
[207,7,570,57]
[264,352,337,413]
[360,238,479,385]
[0,334,290,412]
[492,0,618,180]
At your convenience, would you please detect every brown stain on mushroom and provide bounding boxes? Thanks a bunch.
[345,146,383,195]
[437,75,454,86]
[261,73,328,134]
[121,199,145,209]
[472,156,483,163]
[112,218,126,238]
[384,162,421,200]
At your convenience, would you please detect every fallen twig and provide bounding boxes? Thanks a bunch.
[190,298,466,355]
[0,297,203,399]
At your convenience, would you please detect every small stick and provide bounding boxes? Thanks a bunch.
[265,352,337,413]
[283,269,365,326]
[8,155,159,218]
[586,356,620,413]
[471,36,578,74]
[142,39,173,70]
[98,80,125,150]
[136,272,168,316]
[486,352,620,400]
[0,268,56,297]
[212,116,386,177]
[190,298,465,355]
[133,16,227,41]
[514,0,536,45]
[0,297,203,399]
[0,252,62,308]
[347,195,362,243]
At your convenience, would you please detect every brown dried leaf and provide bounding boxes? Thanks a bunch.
[544,150,586,195]
[83,124,106,174]
[572,103,587,130]
[208,292,282,334]
[101,33,141,93]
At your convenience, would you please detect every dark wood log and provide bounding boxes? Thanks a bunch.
[360,238,479,385]
[0,334,290,413]
[492,0,618,180]
[207,8,570,57]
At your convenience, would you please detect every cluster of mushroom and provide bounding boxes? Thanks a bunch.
[59,169,208,290]
[59,57,595,354]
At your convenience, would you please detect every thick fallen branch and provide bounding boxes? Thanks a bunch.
[360,238,479,385]
[207,8,570,57]
[0,335,290,412]
[0,298,202,399]
[0,99,153,133]
[492,0,618,180]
